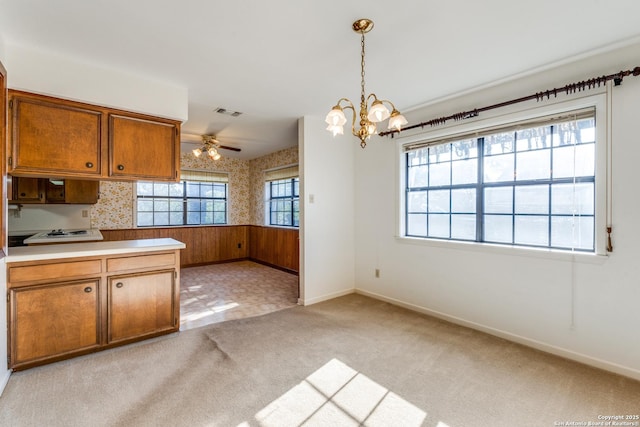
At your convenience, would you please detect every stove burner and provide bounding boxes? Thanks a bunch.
[45,229,89,237]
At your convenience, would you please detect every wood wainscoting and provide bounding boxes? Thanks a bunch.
[100,225,299,273]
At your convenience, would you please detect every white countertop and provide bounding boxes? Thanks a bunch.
[6,238,186,263]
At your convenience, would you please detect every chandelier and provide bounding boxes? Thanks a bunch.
[192,135,222,161]
[325,18,408,148]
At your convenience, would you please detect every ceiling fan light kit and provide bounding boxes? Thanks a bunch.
[193,135,223,161]
[325,18,408,148]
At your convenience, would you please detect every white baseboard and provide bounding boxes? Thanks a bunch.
[303,288,355,306]
[0,369,11,397]
[356,288,640,382]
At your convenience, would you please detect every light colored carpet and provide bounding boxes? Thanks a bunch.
[0,294,638,426]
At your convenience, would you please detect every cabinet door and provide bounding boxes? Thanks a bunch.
[108,270,176,343]
[109,114,179,181]
[45,179,66,203]
[11,176,44,203]
[10,280,101,367]
[64,179,100,204]
[9,94,102,177]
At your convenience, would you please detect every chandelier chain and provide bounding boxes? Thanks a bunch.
[360,32,366,104]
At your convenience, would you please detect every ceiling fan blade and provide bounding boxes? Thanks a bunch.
[218,145,241,152]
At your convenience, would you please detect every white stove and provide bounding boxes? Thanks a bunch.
[24,229,103,245]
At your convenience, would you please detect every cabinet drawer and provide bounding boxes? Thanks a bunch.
[107,252,176,272]
[9,259,102,284]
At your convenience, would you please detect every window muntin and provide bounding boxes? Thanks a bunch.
[267,177,299,227]
[405,115,596,252]
[136,180,227,227]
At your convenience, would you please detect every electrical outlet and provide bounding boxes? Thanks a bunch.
[82,210,89,218]
[375,269,380,278]
[237,243,242,249]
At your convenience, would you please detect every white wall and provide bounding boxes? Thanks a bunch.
[354,41,640,380]
[0,36,11,395]
[8,204,92,233]
[299,116,355,304]
[5,43,187,121]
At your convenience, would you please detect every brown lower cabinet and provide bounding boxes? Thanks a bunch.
[7,249,180,370]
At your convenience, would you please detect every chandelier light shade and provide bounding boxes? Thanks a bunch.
[325,18,407,148]
[192,135,223,161]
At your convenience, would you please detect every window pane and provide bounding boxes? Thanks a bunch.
[551,216,594,250]
[484,153,514,182]
[484,186,513,214]
[214,200,226,212]
[407,191,427,212]
[213,184,226,198]
[187,212,200,225]
[429,162,450,186]
[137,182,153,196]
[169,200,183,211]
[428,214,449,238]
[451,214,475,240]
[516,149,550,181]
[484,132,514,155]
[553,144,595,178]
[408,165,428,188]
[153,212,169,226]
[169,183,183,197]
[186,183,199,197]
[451,139,477,160]
[516,127,551,151]
[153,183,169,197]
[551,183,594,215]
[428,190,450,213]
[214,211,226,224]
[451,189,475,213]
[154,199,169,212]
[187,199,200,212]
[407,214,427,236]
[200,183,213,198]
[514,216,549,246]
[408,149,428,166]
[137,212,153,227]
[515,185,548,214]
[429,144,451,163]
[484,214,512,243]
[138,200,153,211]
[169,212,183,225]
[451,158,477,185]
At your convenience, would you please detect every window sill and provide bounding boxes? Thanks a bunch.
[395,235,608,264]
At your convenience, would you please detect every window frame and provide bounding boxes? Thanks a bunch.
[397,94,608,258]
[266,177,300,228]
[135,179,228,228]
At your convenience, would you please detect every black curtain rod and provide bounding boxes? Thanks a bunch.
[380,66,640,138]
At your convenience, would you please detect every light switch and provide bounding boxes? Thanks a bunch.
[309,194,315,204]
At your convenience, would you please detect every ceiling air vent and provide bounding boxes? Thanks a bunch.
[215,108,242,117]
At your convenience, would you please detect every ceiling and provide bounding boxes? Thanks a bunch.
[1,0,640,160]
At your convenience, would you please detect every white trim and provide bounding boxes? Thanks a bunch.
[263,163,299,173]
[302,288,355,306]
[356,288,640,381]
[0,370,10,396]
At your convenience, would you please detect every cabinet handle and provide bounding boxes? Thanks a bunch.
[84,287,93,293]
[20,192,26,197]
[117,164,125,171]
[115,282,124,288]
[86,162,93,168]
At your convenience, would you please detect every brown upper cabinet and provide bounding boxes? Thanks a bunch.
[10,177,100,204]
[8,90,180,182]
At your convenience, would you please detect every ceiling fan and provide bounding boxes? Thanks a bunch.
[190,134,241,161]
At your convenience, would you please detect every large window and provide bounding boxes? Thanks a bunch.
[265,165,299,227]
[404,109,597,252]
[137,170,227,227]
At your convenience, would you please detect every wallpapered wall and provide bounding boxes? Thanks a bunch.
[90,146,298,229]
